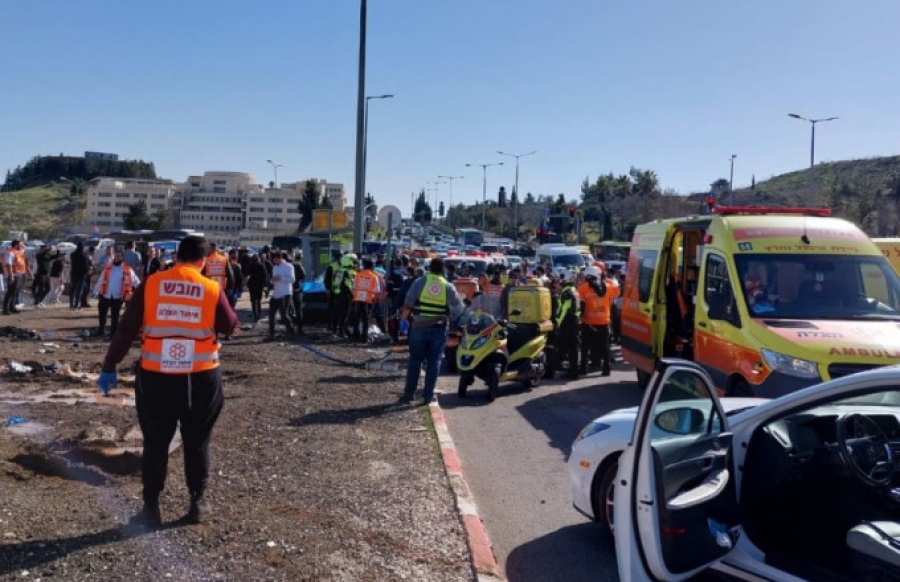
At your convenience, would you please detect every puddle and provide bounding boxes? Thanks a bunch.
[0,387,134,407]
[5,421,51,437]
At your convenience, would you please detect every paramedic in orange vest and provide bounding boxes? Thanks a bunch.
[202,242,232,290]
[578,265,618,376]
[92,249,141,337]
[97,236,238,528]
[350,257,382,342]
[3,240,32,315]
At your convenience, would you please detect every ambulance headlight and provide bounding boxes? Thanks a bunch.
[761,349,819,379]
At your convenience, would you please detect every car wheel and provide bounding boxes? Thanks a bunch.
[728,378,753,397]
[592,457,619,538]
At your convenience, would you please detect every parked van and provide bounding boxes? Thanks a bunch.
[621,207,900,397]
[535,244,586,271]
[873,238,900,274]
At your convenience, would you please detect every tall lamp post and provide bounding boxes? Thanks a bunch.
[363,93,394,191]
[352,0,368,254]
[788,113,839,195]
[728,154,737,206]
[497,150,537,247]
[427,179,446,224]
[266,159,283,189]
[465,162,503,232]
[437,174,464,229]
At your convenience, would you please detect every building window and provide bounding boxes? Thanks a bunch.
[250,197,264,203]
[98,202,111,208]
[116,192,130,198]
[268,198,283,204]
[151,193,166,199]
[213,180,226,185]
[115,202,130,208]
[133,193,147,199]
[98,211,111,217]
[213,187,226,194]
[249,207,264,213]
[270,208,283,213]
[97,192,112,198]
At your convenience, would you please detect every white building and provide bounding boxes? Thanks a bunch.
[173,171,260,245]
[86,177,177,230]
[281,179,347,211]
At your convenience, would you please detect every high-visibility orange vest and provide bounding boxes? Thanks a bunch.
[204,251,229,288]
[579,280,617,325]
[99,263,135,301]
[353,270,380,304]
[140,264,221,374]
[10,249,27,275]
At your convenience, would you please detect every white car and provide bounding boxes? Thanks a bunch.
[571,359,900,581]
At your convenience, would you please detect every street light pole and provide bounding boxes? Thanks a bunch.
[729,154,737,206]
[362,93,394,210]
[352,0,368,254]
[788,113,839,196]
[497,150,537,247]
[428,179,446,224]
[266,159,283,189]
[438,175,464,229]
[465,162,503,232]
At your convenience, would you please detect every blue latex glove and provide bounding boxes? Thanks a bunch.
[98,371,118,396]
[399,319,410,335]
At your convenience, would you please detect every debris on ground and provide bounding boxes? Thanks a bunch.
[0,326,39,340]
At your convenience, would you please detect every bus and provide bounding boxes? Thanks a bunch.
[456,228,484,248]
[590,240,631,261]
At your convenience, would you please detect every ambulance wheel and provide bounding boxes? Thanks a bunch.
[636,369,652,390]
[728,378,753,397]
[457,374,473,398]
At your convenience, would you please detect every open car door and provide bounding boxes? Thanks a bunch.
[615,360,741,581]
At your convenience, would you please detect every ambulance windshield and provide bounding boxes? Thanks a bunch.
[733,254,900,320]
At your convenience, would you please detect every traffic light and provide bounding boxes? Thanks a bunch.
[438,202,445,217]
[706,194,716,213]
[568,206,576,217]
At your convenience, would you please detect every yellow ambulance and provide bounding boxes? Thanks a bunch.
[873,238,900,274]
[621,206,900,397]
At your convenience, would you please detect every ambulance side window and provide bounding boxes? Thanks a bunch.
[705,254,738,324]
[638,249,659,303]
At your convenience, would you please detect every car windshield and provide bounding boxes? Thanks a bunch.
[734,253,900,320]
[553,253,585,268]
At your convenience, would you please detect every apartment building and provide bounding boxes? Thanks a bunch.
[173,171,259,245]
[86,177,177,229]
[281,179,347,211]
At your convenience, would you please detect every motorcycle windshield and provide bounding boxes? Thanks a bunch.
[465,313,497,335]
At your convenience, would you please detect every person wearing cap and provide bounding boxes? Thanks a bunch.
[332,254,357,338]
[323,250,342,333]
[97,235,238,527]
[552,269,582,380]
[579,265,617,376]
[398,257,464,405]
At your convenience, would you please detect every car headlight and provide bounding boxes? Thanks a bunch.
[576,422,612,441]
[761,348,819,379]
[470,335,489,350]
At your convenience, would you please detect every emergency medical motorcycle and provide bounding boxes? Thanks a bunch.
[456,310,550,401]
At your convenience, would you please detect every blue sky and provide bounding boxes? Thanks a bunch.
[2,0,899,216]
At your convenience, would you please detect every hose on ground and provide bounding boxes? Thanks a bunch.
[296,343,394,368]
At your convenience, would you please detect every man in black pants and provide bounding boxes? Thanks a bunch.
[98,236,238,527]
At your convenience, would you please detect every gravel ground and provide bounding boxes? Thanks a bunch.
[0,298,474,581]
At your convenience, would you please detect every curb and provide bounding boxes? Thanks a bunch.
[429,402,505,582]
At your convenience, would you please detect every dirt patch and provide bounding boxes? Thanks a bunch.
[0,298,473,581]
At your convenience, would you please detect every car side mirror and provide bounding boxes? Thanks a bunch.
[655,407,705,435]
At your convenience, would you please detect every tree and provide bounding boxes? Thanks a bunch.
[151,208,171,230]
[524,191,535,204]
[413,190,433,223]
[751,174,756,190]
[498,186,507,208]
[297,179,324,233]
[123,200,154,230]
[510,186,518,206]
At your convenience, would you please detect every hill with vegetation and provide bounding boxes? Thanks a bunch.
[0,184,82,239]
[1,154,156,192]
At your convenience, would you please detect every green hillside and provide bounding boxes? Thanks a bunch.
[0,184,83,239]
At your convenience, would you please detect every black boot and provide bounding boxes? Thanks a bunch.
[181,492,208,525]
[130,499,162,528]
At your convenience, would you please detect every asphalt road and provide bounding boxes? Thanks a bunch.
[436,355,644,582]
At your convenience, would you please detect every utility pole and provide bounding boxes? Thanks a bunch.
[465,162,503,232]
[497,150,537,248]
[438,174,464,230]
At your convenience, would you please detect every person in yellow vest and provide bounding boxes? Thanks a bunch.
[97,236,239,527]
[578,265,619,376]
[332,254,357,338]
[553,269,582,380]
[350,257,382,342]
[92,249,141,337]
[398,257,464,405]
[201,242,232,290]
[3,240,32,315]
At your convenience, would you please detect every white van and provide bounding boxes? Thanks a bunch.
[535,244,586,271]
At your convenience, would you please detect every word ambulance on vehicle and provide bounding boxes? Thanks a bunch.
[620,206,900,397]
